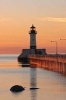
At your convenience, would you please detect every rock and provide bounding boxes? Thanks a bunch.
[10,85,25,92]
[30,88,39,90]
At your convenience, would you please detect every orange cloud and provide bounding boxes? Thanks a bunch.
[0,18,11,22]
[38,17,66,23]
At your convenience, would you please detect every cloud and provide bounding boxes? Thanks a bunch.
[38,17,66,23]
[0,18,11,22]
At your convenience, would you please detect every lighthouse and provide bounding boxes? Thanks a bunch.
[18,25,46,64]
[29,25,37,50]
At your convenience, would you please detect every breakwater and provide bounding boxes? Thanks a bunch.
[29,54,66,75]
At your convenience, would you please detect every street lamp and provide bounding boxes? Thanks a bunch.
[51,41,58,55]
[60,38,66,54]
[60,39,66,40]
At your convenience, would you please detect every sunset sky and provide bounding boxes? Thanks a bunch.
[0,0,66,54]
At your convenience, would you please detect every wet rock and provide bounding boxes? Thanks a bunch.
[10,85,25,92]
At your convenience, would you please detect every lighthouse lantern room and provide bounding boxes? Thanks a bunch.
[29,25,37,49]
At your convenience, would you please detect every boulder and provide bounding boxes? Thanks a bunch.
[10,85,25,92]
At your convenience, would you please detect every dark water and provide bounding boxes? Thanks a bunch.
[0,54,66,100]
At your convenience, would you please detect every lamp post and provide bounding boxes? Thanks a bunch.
[51,41,58,55]
[51,41,58,71]
[60,39,66,40]
[60,39,66,54]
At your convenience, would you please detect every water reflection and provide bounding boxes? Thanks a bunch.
[30,68,37,100]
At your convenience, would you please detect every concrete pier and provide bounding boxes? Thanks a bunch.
[29,54,66,75]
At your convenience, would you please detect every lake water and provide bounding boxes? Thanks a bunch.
[0,54,66,100]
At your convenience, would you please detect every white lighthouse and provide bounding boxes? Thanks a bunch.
[18,25,46,63]
[29,25,37,50]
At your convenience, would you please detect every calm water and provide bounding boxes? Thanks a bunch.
[0,54,66,100]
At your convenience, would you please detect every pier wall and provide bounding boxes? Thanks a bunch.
[29,55,66,75]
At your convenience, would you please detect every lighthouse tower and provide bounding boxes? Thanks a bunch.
[29,25,37,50]
[18,25,46,64]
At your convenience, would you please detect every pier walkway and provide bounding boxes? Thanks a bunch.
[29,54,66,75]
